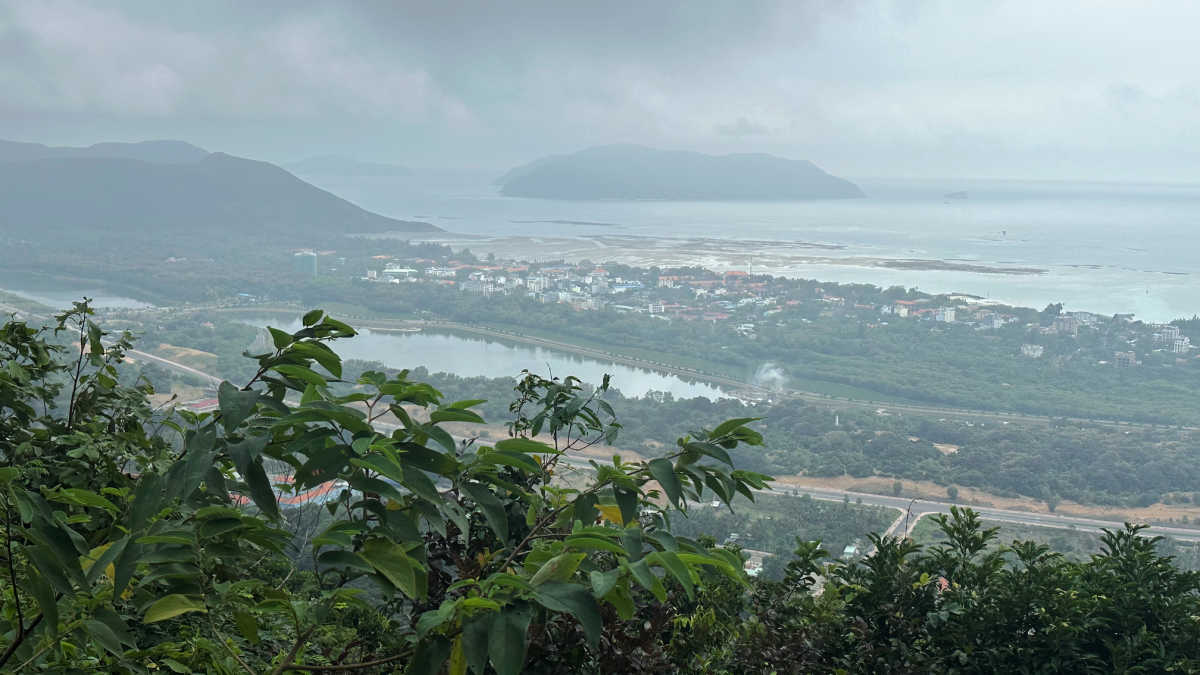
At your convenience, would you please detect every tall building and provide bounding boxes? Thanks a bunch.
[293,251,318,278]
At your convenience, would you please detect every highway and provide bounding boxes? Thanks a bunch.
[772,482,1200,544]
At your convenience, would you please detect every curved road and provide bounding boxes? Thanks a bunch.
[772,482,1200,544]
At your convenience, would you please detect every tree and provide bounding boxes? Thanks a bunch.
[947,485,959,501]
[0,305,771,672]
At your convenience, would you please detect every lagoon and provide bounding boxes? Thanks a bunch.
[257,319,729,400]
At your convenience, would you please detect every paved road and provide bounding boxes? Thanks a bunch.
[0,302,224,388]
[772,482,1200,544]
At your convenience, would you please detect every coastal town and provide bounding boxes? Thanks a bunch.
[315,248,1197,370]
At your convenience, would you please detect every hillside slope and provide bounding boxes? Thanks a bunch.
[498,145,864,200]
[0,141,438,240]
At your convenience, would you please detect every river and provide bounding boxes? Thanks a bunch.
[256,319,728,400]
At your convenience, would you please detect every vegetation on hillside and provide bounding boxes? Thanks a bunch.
[2,304,1200,672]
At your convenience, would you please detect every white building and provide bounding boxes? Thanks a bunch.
[382,264,417,279]
[1020,344,1044,358]
[934,307,956,323]
[425,266,457,279]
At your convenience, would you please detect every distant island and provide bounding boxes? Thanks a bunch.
[0,140,438,241]
[496,144,865,200]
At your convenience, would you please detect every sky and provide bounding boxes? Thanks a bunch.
[2,0,1199,181]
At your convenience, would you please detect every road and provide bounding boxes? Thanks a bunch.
[772,482,1200,544]
[0,302,223,388]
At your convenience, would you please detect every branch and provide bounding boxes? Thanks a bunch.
[269,626,315,675]
[3,504,24,639]
[209,618,257,675]
[282,649,413,672]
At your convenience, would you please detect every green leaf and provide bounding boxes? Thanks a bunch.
[647,458,683,509]
[228,435,279,521]
[407,636,452,675]
[628,558,666,602]
[651,550,694,600]
[619,525,645,561]
[85,618,125,656]
[430,408,485,424]
[604,581,635,619]
[494,437,557,454]
[589,568,620,599]
[313,520,366,549]
[711,417,762,438]
[350,454,405,483]
[129,473,164,531]
[361,538,424,600]
[197,517,245,539]
[614,486,638,527]
[85,536,128,585]
[529,552,586,586]
[234,610,260,645]
[143,594,208,623]
[478,449,541,474]
[28,572,58,635]
[317,549,374,574]
[534,582,602,647]
[160,658,191,673]
[462,615,490,675]
[447,398,487,410]
[461,482,509,542]
[302,309,324,326]
[48,487,119,515]
[488,604,533,675]
[289,341,344,378]
[573,492,598,526]
[29,522,86,586]
[685,441,733,466]
[87,321,104,357]
[448,635,468,675]
[268,327,293,350]
[0,467,18,484]
[217,381,259,432]
[94,606,134,647]
[565,534,626,556]
[273,364,328,387]
[113,541,141,600]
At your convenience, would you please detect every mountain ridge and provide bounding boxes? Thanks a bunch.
[0,139,438,240]
[497,144,865,200]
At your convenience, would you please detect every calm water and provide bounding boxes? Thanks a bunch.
[0,285,152,310]
[302,171,1200,322]
[256,319,728,400]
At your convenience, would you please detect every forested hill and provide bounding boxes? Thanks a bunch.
[497,144,865,200]
[0,139,439,241]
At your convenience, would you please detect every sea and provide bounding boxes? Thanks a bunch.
[304,171,1200,323]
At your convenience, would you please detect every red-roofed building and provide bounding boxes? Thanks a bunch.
[182,398,219,413]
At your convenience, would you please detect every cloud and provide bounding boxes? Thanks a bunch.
[1,0,1199,179]
[716,117,770,137]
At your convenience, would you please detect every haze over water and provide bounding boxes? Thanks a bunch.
[309,172,1200,323]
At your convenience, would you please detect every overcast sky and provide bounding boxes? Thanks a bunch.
[2,0,1198,180]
